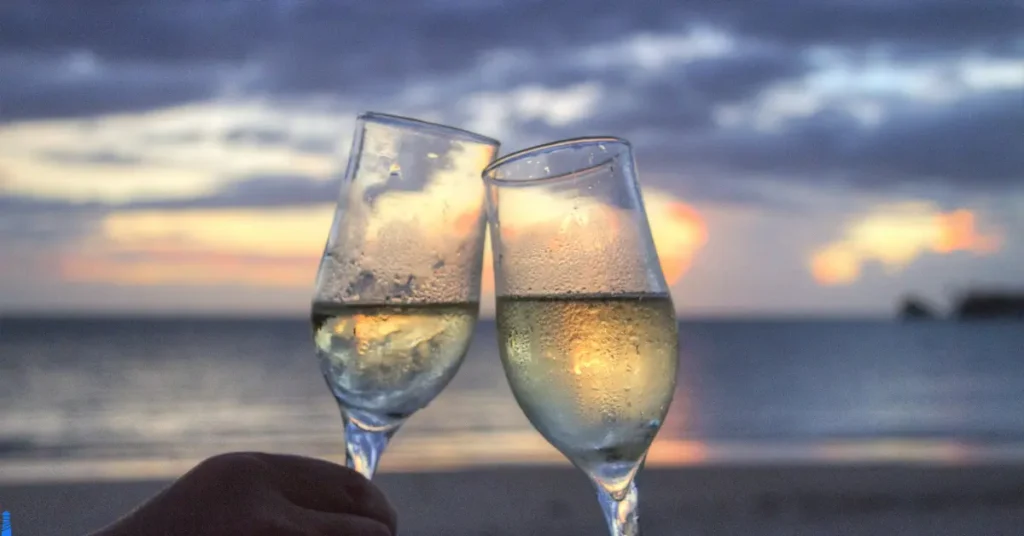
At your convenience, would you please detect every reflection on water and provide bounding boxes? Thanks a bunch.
[1,317,1023,483]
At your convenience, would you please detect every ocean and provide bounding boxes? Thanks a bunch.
[1,317,1023,483]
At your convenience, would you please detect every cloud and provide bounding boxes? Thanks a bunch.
[0,0,1021,208]
[809,202,1003,286]
[57,249,319,288]
[3,178,708,301]
[711,89,1023,188]
[709,1,1024,52]
[39,149,145,166]
[4,1,1018,63]
[0,101,346,202]
[0,195,102,213]
[0,52,226,121]
[682,49,809,102]
[0,194,106,247]
[848,90,1024,185]
[0,174,340,253]
[49,205,333,289]
[3,1,1018,118]
[124,174,341,210]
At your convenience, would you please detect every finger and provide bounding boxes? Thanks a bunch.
[298,510,394,536]
[247,453,397,533]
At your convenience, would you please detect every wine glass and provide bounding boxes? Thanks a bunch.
[312,112,499,478]
[483,137,679,535]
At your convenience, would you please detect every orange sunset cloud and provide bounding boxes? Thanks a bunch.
[58,207,334,288]
[809,203,1003,286]
[58,189,707,299]
[648,198,709,285]
[60,251,318,288]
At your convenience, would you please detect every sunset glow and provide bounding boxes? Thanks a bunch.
[810,203,1003,286]
[59,250,318,287]
[1,0,1021,317]
[58,207,333,287]
[934,210,1002,254]
[645,195,709,285]
[53,189,706,305]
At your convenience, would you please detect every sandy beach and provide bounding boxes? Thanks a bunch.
[3,463,1024,535]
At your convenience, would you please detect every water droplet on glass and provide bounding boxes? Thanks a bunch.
[389,274,416,297]
[348,271,376,297]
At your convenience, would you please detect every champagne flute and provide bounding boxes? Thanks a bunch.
[483,138,678,535]
[312,112,499,478]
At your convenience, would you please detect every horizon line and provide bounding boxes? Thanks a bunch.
[0,309,900,322]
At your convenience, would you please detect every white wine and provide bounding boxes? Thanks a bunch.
[496,294,678,476]
[312,302,478,422]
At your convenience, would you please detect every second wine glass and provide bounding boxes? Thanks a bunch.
[312,112,499,478]
[483,137,679,535]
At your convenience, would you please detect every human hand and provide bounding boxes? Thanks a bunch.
[91,452,397,536]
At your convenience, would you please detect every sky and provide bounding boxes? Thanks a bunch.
[0,0,1022,317]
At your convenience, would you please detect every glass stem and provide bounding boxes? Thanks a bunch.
[342,413,397,479]
[596,480,640,536]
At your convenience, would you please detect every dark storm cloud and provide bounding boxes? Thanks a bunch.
[554,48,810,135]
[0,2,282,62]
[487,83,1022,199]
[1,1,1016,116]
[0,1,680,64]
[852,90,1024,185]
[0,0,1020,199]
[0,0,682,107]
[0,53,221,121]
[684,51,809,102]
[652,89,1024,189]
[2,0,1017,110]
[708,0,1024,52]
[3,1,1018,63]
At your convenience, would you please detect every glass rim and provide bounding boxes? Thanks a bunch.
[482,136,631,185]
[358,111,500,147]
